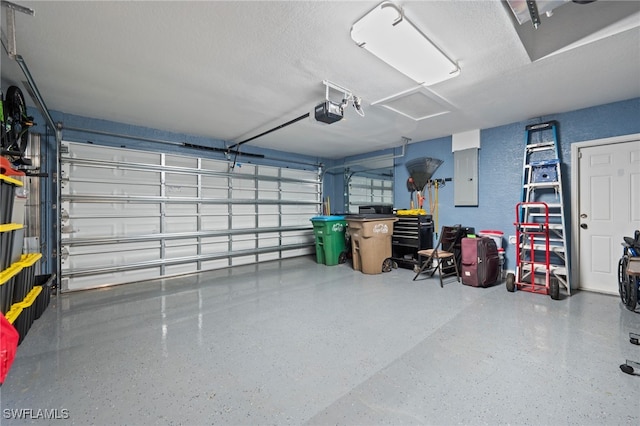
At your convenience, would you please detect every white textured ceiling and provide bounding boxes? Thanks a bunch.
[1,0,639,159]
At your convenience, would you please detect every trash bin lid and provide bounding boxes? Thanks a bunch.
[310,215,346,221]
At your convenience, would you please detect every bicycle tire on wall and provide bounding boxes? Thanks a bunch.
[4,86,29,156]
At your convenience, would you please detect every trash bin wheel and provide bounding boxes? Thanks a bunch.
[382,258,393,273]
[506,273,515,292]
[338,252,347,264]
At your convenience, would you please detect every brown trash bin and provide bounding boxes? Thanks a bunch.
[346,217,398,274]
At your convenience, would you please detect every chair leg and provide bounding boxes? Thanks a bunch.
[438,257,459,287]
[413,254,434,281]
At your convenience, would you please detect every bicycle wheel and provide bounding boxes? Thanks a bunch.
[618,256,630,305]
[5,86,30,156]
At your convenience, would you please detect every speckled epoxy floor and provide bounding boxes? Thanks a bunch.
[1,256,639,425]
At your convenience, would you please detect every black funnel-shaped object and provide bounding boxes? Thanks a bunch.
[405,157,443,191]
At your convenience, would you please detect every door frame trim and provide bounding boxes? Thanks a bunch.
[571,133,640,291]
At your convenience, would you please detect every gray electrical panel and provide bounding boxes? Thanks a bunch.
[454,148,478,206]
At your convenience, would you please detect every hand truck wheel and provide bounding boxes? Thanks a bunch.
[506,272,515,292]
[549,277,560,300]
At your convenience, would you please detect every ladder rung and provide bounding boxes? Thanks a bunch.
[524,163,559,169]
[520,244,566,253]
[521,203,562,209]
[521,264,567,275]
[551,266,568,276]
[526,121,556,132]
[526,142,555,150]
[528,213,562,217]
[531,237,564,243]
[524,182,560,188]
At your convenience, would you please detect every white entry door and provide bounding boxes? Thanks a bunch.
[577,138,640,294]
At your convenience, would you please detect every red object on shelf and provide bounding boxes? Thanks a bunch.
[0,157,25,177]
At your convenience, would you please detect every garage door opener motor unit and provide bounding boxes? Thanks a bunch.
[314,101,343,124]
[314,79,364,124]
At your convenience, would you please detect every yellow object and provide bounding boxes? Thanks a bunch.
[18,253,42,267]
[17,285,41,308]
[4,304,22,324]
[0,174,23,187]
[396,209,427,216]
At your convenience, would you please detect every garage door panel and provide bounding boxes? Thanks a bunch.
[165,238,199,247]
[65,268,163,290]
[164,204,198,216]
[67,180,160,197]
[67,202,161,217]
[64,217,161,237]
[201,240,231,254]
[60,142,320,291]
[201,187,229,198]
[65,165,160,186]
[165,155,198,168]
[164,216,198,233]
[66,247,161,269]
[258,215,279,227]
[165,245,198,259]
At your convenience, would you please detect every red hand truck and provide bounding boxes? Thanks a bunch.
[506,202,560,300]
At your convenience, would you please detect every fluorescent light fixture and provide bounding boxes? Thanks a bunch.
[351,1,460,86]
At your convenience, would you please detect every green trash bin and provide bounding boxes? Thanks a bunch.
[310,216,347,266]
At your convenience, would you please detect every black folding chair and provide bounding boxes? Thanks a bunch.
[413,225,461,287]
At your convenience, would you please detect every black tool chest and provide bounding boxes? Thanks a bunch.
[391,214,434,271]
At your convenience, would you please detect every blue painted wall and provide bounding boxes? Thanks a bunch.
[387,97,639,272]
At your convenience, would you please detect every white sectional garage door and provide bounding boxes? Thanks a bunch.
[60,142,319,291]
[348,175,394,213]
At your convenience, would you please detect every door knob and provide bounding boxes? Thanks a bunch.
[580,223,588,229]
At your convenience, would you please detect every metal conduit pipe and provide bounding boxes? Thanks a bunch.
[13,55,56,132]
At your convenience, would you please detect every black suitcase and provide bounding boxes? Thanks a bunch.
[461,237,500,287]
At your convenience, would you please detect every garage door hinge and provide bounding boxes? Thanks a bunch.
[59,145,69,154]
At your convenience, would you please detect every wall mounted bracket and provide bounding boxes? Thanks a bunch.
[1,0,34,58]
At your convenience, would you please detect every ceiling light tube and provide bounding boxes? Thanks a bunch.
[350,1,460,86]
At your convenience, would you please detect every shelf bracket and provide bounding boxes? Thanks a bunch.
[1,0,34,58]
